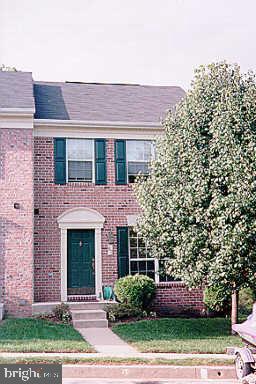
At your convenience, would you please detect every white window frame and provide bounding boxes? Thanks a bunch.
[128,227,160,283]
[128,228,180,283]
[66,138,95,183]
[126,140,155,183]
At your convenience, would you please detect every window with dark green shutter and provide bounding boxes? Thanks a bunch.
[115,140,127,184]
[95,139,107,185]
[117,227,129,278]
[54,138,66,184]
[67,139,93,182]
[126,140,155,183]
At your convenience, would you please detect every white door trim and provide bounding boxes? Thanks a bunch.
[57,207,105,301]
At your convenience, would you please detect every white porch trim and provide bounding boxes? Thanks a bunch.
[57,207,105,301]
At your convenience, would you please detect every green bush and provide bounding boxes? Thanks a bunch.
[105,303,144,322]
[53,303,72,324]
[203,285,231,315]
[114,274,156,309]
[239,287,255,315]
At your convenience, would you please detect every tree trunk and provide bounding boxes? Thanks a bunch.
[231,289,238,334]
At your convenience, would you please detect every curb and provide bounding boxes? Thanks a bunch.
[0,352,234,360]
[63,364,237,380]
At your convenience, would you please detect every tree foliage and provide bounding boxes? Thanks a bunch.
[0,64,17,72]
[135,62,256,293]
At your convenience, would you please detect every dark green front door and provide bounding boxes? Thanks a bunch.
[67,229,95,295]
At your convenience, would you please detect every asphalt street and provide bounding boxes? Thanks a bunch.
[62,379,238,384]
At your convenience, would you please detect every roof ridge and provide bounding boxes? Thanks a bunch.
[34,80,183,89]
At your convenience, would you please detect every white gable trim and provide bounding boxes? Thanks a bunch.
[34,119,162,128]
[0,108,35,129]
[57,207,105,229]
[34,119,164,139]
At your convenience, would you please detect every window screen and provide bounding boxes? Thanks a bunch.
[67,139,93,182]
[127,140,154,183]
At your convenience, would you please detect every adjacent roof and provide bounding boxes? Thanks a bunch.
[0,71,35,110]
[0,71,185,123]
[34,81,185,123]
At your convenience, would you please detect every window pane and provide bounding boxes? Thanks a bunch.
[159,260,180,282]
[143,141,153,160]
[128,162,149,175]
[147,260,155,271]
[68,139,93,160]
[130,261,138,274]
[129,236,137,248]
[129,228,137,238]
[138,248,147,258]
[136,260,156,280]
[130,248,137,259]
[138,236,146,248]
[68,161,92,181]
[127,140,152,161]
[139,260,146,271]
[127,141,144,161]
[128,175,137,183]
[147,272,155,280]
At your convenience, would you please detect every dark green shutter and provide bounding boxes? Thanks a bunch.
[54,138,66,184]
[95,139,107,185]
[115,140,127,184]
[117,227,129,278]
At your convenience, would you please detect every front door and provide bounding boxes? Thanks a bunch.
[67,229,95,295]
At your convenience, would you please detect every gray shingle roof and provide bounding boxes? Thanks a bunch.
[0,71,35,110]
[34,81,185,123]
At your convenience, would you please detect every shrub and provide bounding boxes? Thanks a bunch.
[114,274,156,309]
[105,303,144,322]
[239,287,256,315]
[53,303,72,324]
[203,285,231,315]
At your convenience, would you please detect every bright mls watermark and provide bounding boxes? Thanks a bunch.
[0,364,62,383]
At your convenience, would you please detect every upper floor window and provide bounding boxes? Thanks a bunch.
[126,140,155,183]
[67,139,94,182]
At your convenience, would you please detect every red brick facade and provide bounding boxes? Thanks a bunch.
[154,283,204,314]
[33,136,203,313]
[34,137,141,302]
[0,130,203,315]
[0,128,34,316]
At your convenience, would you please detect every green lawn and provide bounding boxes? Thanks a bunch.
[112,317,244,353]
[0,318,93,352]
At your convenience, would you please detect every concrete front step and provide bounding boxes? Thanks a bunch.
[69,302,106,310]
[73,319,108,328]
[70,301,109,328]
[72,309,106,320]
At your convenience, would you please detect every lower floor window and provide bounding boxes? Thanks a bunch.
[130,259,155,281]
[128,228,178,283]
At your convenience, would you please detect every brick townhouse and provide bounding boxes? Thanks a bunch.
[0,71,203,317]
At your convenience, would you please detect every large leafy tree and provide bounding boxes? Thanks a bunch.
[0,64,17,71]
[135,63,256,327]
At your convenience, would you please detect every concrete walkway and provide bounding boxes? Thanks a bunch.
[78,327,137,355]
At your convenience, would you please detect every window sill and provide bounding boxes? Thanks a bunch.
[65,181,107,186]
[156,281,185,288]
[68,180,93,184]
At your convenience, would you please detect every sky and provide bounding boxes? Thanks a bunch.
[0,0,256,90]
